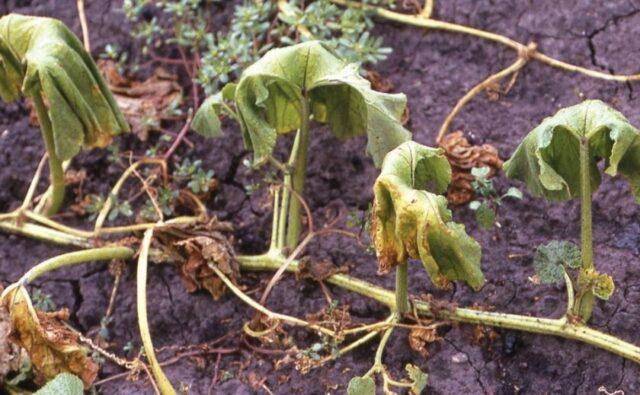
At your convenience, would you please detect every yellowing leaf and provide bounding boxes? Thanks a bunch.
[228,41,410,166]
[3,287,98,388]
[372,141,484,290]
[504,100,640,201]
[0,14,128,160]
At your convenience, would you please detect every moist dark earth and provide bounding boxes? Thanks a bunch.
[2,0,640,394]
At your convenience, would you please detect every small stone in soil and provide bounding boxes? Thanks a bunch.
[451,352,469,364]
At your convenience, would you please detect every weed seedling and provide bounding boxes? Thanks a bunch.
[468,166,522,228]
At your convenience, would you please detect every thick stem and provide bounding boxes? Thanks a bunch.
[572,136,595,320]
[285,97,311,249]
[137,229,176,395]
[0,247,134,301]
[32,92,65,216]
[237,254,640,364]
[395,262,409,314]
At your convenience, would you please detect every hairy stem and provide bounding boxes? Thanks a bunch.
[238,254,640,364]
[395,262,409,314]
[572,136,595,321]
[286,97,311,248]
[32,92,65,216]
[137,229,176,395]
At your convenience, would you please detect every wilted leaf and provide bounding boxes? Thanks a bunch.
[405,364,428,394]
[533,240,582,283]
[408,326,439,357]
[192,92,224,138]
[504,100,640,201]
[0,14,128,160]
[164,219,238,300]
[347,376,375,395]
[230,41,410,166]
[296,258,349,282]
[372,141,484,290]
[439,131,503,205]
[3,287,98,388]
[34,373,83,395]
[99,60,182,141]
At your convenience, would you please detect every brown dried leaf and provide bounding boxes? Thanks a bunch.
[98,60,183,141]
[3,287,98,388]
[408,326,439,357]
[296,258,348,282]
[305,303,351,333]
[171,221,238,300]
[439,131,503,205]
[364,69,394,93]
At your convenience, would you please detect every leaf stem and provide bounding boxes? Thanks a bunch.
[572,136,595,321]
[137,229,176,395]
[286,97,311,248]
[395,262,409,314]
[32,91,65,216]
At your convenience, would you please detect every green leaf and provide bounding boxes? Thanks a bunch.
[405,364,428,394]
[192,92,224,138]
[231,41,410,166]
[372,141,484,290]
[471,166,490,179]
[533,240,582,283]
[35,373,84,395]
[0,14,128,160]
[475,201,495,229]
[347,376,375,395]
[504,100,640,202]
[503,187,523,200]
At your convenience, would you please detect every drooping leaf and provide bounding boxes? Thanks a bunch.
[504,100,640,202]
[372,141,484,290]
[0,293,21,384]
[3,287,98,388]
[347,376,375,395]
[222,41,410,166]
[0,14,128,160]
[192,93,224,138]
[405,364,428,394]
[34,373,84,395]
[533,240,582,283]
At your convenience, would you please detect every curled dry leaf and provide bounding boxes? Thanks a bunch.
[408,326,440,358]
[363,69,394,93]
[305,303,351,333]
[439,131,503,205]
[3,287,98,388]
[296,258,349,282]
[167,219,238,300]
[99,59,183,141]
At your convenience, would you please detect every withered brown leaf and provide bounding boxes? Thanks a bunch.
[3,287,98,388]
[439,131,503,205]
[296,258,348,282]
[408,326,440,358]
[169,219,238,300]
[99,60,183,141]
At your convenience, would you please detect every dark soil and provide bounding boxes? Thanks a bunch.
[2,1,640,394]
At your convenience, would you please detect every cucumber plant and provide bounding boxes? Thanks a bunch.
[504,99,640,321]
[193,40,410,251]
[0,14,128,215]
